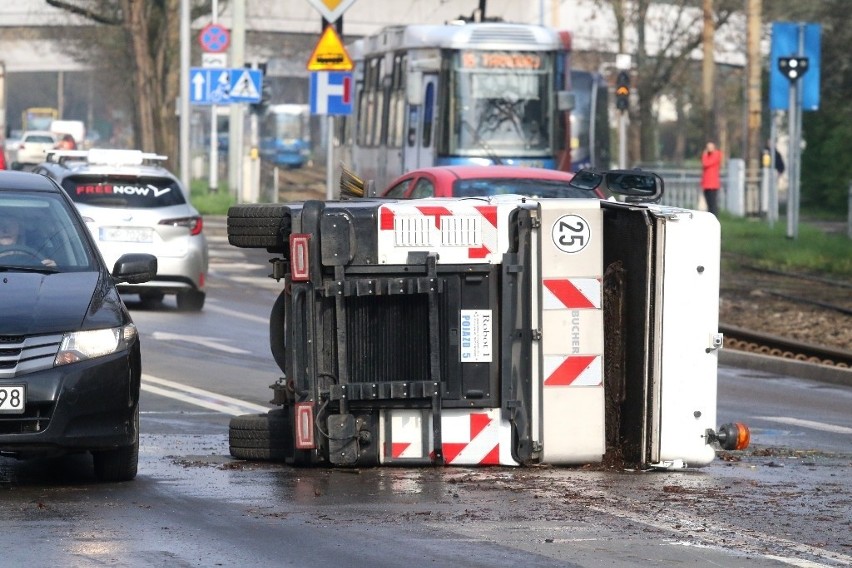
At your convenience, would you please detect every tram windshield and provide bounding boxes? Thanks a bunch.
[450,51,552,157]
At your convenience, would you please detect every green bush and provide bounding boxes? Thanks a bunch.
[189,180,234,215]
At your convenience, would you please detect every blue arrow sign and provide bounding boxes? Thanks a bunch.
[190,68,263,105]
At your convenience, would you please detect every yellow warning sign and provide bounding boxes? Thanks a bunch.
[307,25,354,71]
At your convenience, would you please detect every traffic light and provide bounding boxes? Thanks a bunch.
[615,71,630,111]
[251,82,272,114]
[250,62,270,114]
[778,57,809,82]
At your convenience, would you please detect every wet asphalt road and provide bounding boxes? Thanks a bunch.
[1,222,850,567]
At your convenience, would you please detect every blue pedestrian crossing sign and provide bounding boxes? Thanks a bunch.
[189,68,263,105]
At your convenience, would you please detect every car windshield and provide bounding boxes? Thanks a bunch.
[61,175,187,209]
[0,192,97,271]
[452,178,598,199]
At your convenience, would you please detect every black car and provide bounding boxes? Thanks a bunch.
[0,171,157,481]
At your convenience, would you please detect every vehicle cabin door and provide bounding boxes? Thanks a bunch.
[403,75,438,172]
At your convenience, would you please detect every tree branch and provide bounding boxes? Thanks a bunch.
[45,0,122,25]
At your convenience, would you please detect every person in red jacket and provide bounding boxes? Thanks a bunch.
[701,141,722,216]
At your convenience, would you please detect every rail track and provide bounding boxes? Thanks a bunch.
[719,324,852,369]
[719,258,852,370]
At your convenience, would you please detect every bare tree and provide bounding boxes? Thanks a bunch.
[45,0,210,167]
[595,0,739,163]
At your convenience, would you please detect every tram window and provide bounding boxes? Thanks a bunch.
[388,54,406,148]
[422,82,434,148]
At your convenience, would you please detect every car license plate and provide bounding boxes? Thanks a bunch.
[0,385,25,415]
[100,226,154,243]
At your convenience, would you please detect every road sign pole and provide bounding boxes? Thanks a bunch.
[326,115,335,200]
[179,0,191,192]
[228,0,245,201]
[209,0,219,193]
[786,81,799,239]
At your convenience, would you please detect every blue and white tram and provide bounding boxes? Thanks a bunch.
[259,104,311,168]
[345,22,578,190]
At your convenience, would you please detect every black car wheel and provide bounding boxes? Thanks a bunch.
[139,291,165,305]
[229,411,291,461]
[92,408,139,482]
[176,289,205,311]
[269,290,287,373]
[227,204,290,249]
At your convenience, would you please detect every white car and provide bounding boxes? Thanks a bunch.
[14,131,58,169]
[33,148,209,311]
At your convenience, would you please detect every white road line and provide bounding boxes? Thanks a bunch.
[150,331,251,354]
[141,374,269,416]
[204,302,269,324]
[756,416,852,435]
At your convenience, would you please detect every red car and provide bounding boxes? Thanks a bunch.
[380,165,608,200]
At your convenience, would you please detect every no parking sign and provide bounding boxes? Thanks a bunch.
[199,23,230,53]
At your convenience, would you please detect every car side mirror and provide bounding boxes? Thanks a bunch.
[569,168,664,203]
[604,170,664,203]
[112,253,157,284]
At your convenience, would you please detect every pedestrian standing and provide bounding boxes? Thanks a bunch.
[701,141,722,216]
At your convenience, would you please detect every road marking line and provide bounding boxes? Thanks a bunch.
[150,331,251,354]
[756,416,852,435]
[204,302,269,324]
[141,374,269,416]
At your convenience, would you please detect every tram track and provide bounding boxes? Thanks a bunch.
[719,256,851,371]
[719,323,852,369]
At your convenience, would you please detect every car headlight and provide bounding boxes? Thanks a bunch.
[54,324,137,366]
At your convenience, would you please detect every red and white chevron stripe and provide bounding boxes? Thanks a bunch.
[543,354,602,386]
[543,278,601,309]
[378,202,513,264]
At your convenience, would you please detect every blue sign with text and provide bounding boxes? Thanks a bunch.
[189,68,262,105]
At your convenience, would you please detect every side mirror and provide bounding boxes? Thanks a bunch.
[568,168,664,203]
[112,253,157,284]
[567,169,603,191]
[603,170,664,203]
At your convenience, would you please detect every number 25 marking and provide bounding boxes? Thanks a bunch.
[552,214,591,254]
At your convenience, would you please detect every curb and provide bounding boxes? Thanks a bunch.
[719,350,851,386]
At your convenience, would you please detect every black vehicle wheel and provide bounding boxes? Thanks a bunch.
[93,408,139,482]
[269,290,288,373]
[139,291,165,305]
[229,411,291,461]
[176,289,205,311]
[227,204,291,249]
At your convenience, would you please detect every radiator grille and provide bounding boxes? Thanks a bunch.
[346,295,431,384]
